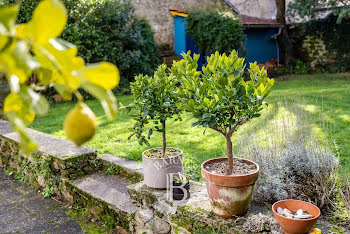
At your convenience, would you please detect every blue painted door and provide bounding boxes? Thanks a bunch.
[244,28,279,64]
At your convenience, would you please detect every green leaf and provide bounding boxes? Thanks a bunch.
[54,83,72,100]
[27,89,49,116]
[82,82,117,120]
[3,93,22,113]
[0,5,18,34]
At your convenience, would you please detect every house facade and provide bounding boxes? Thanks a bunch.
[130,0,234,46]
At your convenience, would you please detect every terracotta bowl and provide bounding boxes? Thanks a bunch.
[272,200,321,234]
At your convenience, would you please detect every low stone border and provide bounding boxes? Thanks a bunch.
[127,181,282,233]
[1,121,346,233]
[0,120,99,201]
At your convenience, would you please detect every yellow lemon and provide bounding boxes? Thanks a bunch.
[312,228,322,234]
[64,102,97,146]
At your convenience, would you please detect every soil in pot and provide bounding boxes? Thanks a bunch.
[172,181,190,200]
[144,148,180,158]
[204,158,257,176]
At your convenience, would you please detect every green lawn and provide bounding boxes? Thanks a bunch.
[30,73,350,180]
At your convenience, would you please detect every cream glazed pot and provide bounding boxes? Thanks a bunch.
[142,147,183,189]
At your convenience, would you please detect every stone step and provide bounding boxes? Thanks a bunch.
[72,173,137,215]
[68,173,138,232]
[98,153,143,182]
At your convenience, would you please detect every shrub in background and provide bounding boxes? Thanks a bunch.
[63,0,160,92]
[186,11,245,57]
[289,13,350,71]
[1,0,160,93]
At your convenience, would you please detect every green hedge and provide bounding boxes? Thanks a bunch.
[290,13,350,69]
[186,11,245,56]
[1,0,160,93]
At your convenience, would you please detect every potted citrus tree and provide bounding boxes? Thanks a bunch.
[172,51,274,217]
[129,64,183,189]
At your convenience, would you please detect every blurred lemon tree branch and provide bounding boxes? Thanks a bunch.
[0,0,120,152]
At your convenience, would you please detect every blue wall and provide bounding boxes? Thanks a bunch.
[174,16,187,56]
[173,15,280,65]
[244,28,279,64]
[174,16,203,68]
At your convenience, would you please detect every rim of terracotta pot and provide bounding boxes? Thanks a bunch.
[142,147,183,160]
[201,157,259,178]
[201,157,260,187]
[272,199,321,222]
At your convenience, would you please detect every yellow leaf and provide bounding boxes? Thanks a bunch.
[6,112,38,153]
[80,62,120,90]
[81,82,117,120]
[72,57,85,70]
[4,92,35,125]
[28,0,67,44]
[34,40,80,72]
[15,23,31,39]
[4,93,22,113]
[51,70,80,90]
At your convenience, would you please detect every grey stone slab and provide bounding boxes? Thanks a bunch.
[49,220,85,234]
[40,208,70,224]
[22,222,59,234]
[0,168,84,233]
[0,183,12,194]
[0,207,28,224]
[2,188,25,201]
[0,120,96,159]
[73,173,137,214]
[20,197,58,214]
[99,153,143,174]
[0,199,16,212]
[0,213,46,233]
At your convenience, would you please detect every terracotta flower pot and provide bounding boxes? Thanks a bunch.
[142,147,183,189]
[201,157,259,218]
[272,200,321,234]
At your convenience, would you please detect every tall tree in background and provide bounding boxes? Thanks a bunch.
[287,0,350,22]
[275,0,294,64]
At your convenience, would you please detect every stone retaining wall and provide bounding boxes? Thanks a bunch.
[127,181,282,233]
[0,121,344,233]
[0,120,99,201]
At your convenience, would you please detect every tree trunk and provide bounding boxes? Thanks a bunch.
[162,120,166,156]
[275,0,286,25]
[226,135,233,173]
[275,0,294,64]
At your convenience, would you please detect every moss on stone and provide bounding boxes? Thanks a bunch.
[66,182,132,232]
[0,135,100,200]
